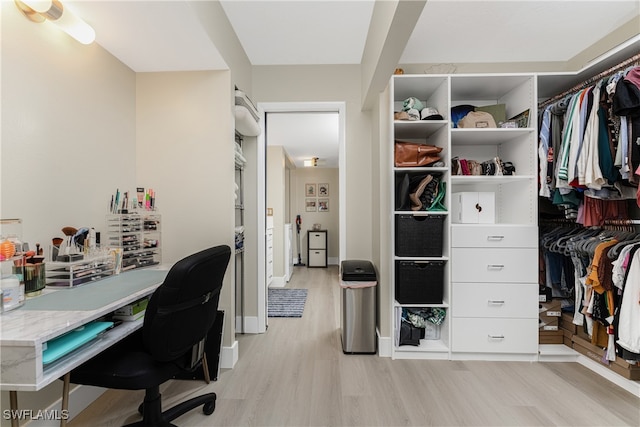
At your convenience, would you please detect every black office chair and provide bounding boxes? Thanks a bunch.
[70,245,231,427]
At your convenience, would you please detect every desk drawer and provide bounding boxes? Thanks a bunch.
[451,248,537,283]
[452,318,538,353]
[452,225,537,248]
[452,283,538,318]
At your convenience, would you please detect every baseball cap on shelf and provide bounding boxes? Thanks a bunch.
[421,107,444,120]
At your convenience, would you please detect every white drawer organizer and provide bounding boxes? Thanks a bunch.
[451,225,538,359]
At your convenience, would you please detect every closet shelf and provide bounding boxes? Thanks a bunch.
[394,121,448,139]
[394,340,449,353]
[451,175,534,185]
[394,167,448,173]
[451,128,534,145]
[394,256,450,262]
[393,210,449,215]
[394,301,450,309]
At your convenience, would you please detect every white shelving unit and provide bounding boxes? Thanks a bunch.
[389,73,539,361]
[390,75,451,360]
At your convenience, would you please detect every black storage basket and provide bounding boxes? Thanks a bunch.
[395,214,444,257]
[395,260,445,304]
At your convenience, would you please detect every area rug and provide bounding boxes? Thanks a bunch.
[268,288,308,317]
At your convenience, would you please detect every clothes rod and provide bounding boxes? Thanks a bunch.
[538,52,640,109]
[603,219,640,226]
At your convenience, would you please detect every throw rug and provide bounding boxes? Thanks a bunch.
[268,288,308,318]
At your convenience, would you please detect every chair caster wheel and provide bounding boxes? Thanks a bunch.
[203,399,215,415]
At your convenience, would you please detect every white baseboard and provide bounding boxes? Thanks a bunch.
[269,276,286,287]
[378,333,392,357]
[220,340,238,369]
[235,316,260,334]
[576,355,640,396]
[26,385,106,426]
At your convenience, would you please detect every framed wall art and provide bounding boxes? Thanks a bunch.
[305,183,316,197]
[318,199,329,212]
[318,183,329,197]
[305,198,317,212]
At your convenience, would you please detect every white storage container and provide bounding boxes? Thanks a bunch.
[451,192,495,224]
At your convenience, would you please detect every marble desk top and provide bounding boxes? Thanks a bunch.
[0,268,168,391]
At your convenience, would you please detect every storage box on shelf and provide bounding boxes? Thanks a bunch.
[45,252,115,288]
[106,213,161,271]
[142,214,162,266]
[391,75,451,359]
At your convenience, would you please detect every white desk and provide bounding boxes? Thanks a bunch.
[0,268,168,392]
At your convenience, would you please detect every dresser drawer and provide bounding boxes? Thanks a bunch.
[451,225,537,248]
[452,318,538,353]
[452,283,538,318]
[308,249,327,267]
[308,231,327,249]
[451,248,537,283]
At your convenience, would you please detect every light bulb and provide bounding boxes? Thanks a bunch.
[20,0,52,13]
[52,7,95,44]
[18,0,95,45]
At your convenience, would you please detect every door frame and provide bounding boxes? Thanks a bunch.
[255,101,346,332]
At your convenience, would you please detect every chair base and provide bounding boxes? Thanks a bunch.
[125,386,216,427]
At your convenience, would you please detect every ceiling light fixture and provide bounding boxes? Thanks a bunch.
[15,0,96,45]
[303,157,319,167]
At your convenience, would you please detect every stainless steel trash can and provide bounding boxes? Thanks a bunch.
[340,260,377,354]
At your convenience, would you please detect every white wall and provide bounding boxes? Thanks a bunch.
[135,71,236,349]
[292,168,340,264]
[267,146,286,279]
[1,2,137,422]
[253,65,373,262]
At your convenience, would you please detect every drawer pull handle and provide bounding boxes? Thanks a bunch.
[487,300,505,304]
[488,334,505,340]
[487,235,505,241]
[487,264,505,270]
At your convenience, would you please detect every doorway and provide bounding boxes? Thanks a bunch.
[256,102,346,333]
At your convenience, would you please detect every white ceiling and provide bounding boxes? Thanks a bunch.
[267,112,339,168]
[64,0,640,169]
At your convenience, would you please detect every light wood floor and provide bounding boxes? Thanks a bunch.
[69,266,639,426]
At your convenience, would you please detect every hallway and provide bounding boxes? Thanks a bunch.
[70,266,639,426]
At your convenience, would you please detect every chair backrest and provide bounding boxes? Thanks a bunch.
[142,245,231,364]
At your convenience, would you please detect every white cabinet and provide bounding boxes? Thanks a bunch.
[284,223,292,282]
[307,230,327,268]
[389,73,538,361]
[266,219,274,286]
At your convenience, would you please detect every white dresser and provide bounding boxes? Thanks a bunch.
[451,224,538,356]
[266,217,274,286]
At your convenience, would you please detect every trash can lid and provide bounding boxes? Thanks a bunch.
[340,280,376,289]
[341,260,376,281]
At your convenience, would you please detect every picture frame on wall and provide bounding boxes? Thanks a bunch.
[318,199,329,212]
[305,199,317,212]
[318,183,329,197]
[305,183,316,197]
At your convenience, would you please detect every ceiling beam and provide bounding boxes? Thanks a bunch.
[360,0,427,110]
